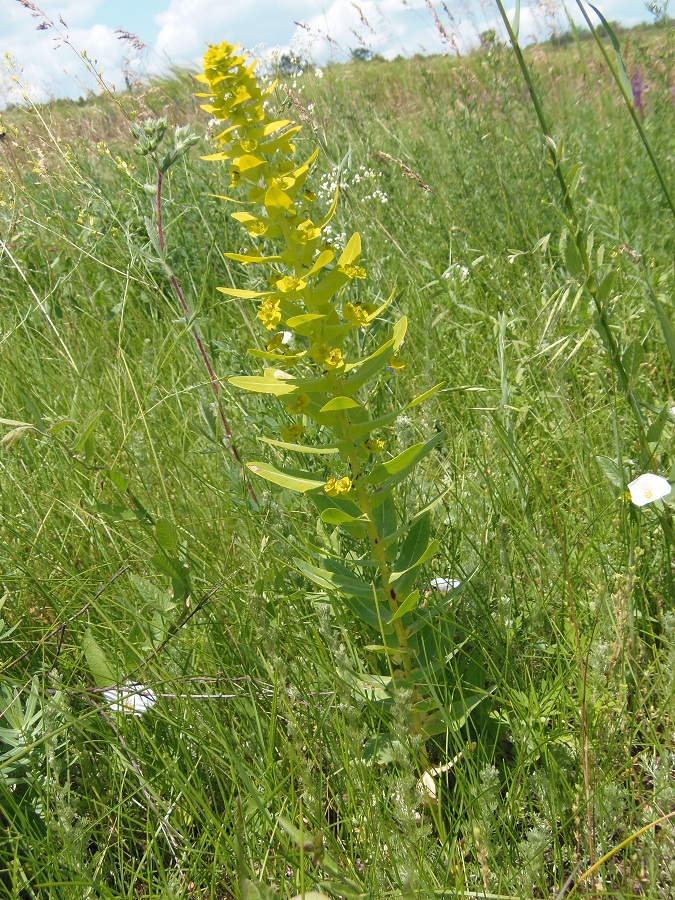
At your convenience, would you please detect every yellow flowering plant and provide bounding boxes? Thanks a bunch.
[198,42,456,757]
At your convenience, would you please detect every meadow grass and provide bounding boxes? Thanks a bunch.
[0,17,674,899]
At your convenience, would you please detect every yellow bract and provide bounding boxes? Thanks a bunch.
[257,298,281,330]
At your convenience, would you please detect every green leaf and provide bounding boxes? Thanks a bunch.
[587,4,634,100]
[247,461,324,492]
[390,590,420,622]
[393,316,407,349]
[155,518,179,554]
[621,339,644,380]
[320,508,367,525]
[647,406,669,444]
[319,396,361,412]
[597,269,617,303]
[82,628,116,687]
[259,436,339,455]
[104,468,131,493]
[217,287,272,299]
[408,382,444,408]
[294,558,377,601]
[390,540,440,583]
[229,376,298,396]
[366,432,444,487]
[70,409,103,453]
[596,455,624,489]
[648,289,675,371]
[392,514,430,583]
[380,490,449,550]
[563,234,584,278]
[338,232,361,267]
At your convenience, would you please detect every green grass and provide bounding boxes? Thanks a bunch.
[0,17,674,899]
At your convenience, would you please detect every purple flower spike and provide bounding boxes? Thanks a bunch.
[631,67,644,111]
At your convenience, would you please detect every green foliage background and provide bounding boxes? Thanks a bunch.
[0,17,674,899]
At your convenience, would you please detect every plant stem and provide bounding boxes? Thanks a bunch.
[155,168,257,503]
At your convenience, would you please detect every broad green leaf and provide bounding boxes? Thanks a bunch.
[104,469,130,493]
[82,628,116,687]
[392,514,430,584]
[390,539,440,582]
[338,232,361,267]
[343,335,395,373]
[393,316,408,350]
[597,269,617,303]
[216,287,272,299]
[366,431,444,487]
[247,461,324,492]
[70,409,103,453]
[265,183,295,213]
[563,234,584,278]
[409,382,444,407]
[390,590,420,622]
[343,339,396,391]
[380,490,450,549]
[155,518,179,555]
[224,252,282,265]
[319,396,361,412]
[228,376,298,396]
[647,406,669,444]
[373,493,398,561]
[348,409,402,441]
[259,436,339,454]
[320,507,367,525]
[596,455,624,489]
[286,313,325,327]
[294,558,378,601]
[648,289,675,370]
[621,339,644,379]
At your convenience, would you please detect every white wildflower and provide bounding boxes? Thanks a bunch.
[429,577,461,596]
[314,67,324,78]
[103,682,156,717]
[627,473,672,507]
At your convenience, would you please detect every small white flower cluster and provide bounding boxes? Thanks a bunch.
[442,263,470,282]
[316,165,389,207]
[323,222,347,248]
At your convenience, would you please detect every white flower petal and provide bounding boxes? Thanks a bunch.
[627,473,672,507]
[429,577,461,596]
[103,682,156,717]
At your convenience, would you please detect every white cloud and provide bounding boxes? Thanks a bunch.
[1,0,128,103]
[0,0,655,105]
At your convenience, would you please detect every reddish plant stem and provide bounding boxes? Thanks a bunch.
[156,169,257,503]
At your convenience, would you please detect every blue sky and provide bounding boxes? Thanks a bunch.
[0,0,653,105]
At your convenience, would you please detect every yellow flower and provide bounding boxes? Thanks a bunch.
[338,263,367,280]
[285,392,310,415]
[257,298,281,330]
[386,354,405,373]
[275,274,305,293]
[281,423,304,442]
[324,348,343,369]
[364,438,385,454]
[324,475,352,497]
[342,302,371,328]
[311,342,343,370]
